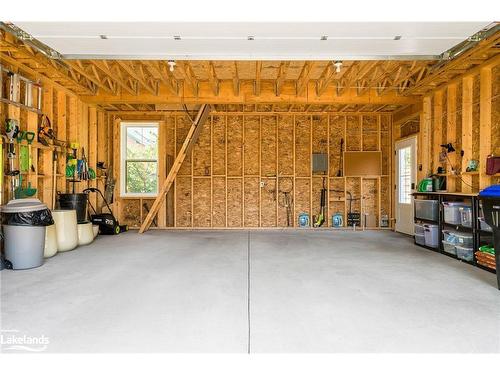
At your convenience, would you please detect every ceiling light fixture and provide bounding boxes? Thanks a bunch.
[333,61,343,73]
[167,60,176,72]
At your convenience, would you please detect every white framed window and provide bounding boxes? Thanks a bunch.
[120,122,159,197]
[398,146,412,204]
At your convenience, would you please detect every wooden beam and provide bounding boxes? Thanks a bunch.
[479,67,492,189]
[81,82,419,106]
[432,90,443,173]
[420,96,432,178]
[139,104,211,233]
[254,61,262,96]
[143,61,178,95]
[275,61,290,96]
[66,61,115,94]
[91,61,137,96]
[461,76,473,192]
[206,61,220,96]
[116,61,157,95]
[296,61,314,95]
[232,61,239,96]
[446,84,457,192]
[178,61,198,97]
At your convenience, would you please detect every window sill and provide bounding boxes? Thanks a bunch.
[120,194,158,199]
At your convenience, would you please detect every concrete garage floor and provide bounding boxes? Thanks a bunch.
[1,230,499,353]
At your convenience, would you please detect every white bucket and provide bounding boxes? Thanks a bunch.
[78,222,94,246]
[44,224,58,258]
[52,210,78,252]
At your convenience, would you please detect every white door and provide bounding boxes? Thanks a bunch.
[395,136,417,235]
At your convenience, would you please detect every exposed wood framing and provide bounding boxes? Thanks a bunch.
[139,104,211,233]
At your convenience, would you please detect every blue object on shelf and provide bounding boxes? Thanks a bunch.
[479,185,500,198]
[298,212,310,227]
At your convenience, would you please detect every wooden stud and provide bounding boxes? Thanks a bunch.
[462,76,473,193]
[446,84,457,192]
[479,67,492,189]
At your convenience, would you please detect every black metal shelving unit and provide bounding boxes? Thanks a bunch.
[412,191,496,274]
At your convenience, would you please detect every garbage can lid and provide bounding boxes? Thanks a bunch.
[0,198,48,213]
[479,185,500,198]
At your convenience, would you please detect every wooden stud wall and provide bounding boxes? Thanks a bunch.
[1,84,110,208]
[113,112,392,229]
[416,61,500,193]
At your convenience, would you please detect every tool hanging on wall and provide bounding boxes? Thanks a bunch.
[25,131,35,172]
[346,190,361,229]
[38,115,65,147]
[14,174,37,199]
[52,151,58,209]
[336,138,344,177]
[278,177,293,227]
[103,165,115,206]
[5,119,20,200]
[313,177,327,227]
[66,142,80,194]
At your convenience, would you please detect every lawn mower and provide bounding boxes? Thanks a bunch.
[83,187,128,235]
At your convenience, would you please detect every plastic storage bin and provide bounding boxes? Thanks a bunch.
[478,217,493,232]
[442,240,457,255]
[442,230,458,244]
[454,232,474,247]
[459,206,473,227]
[415,223,425,235]
[415,233,426,246]
[1,198,54,270]
[423,224,439,248]
[456,245,474,262]
[415,199,439,221]
[443,202,469,224]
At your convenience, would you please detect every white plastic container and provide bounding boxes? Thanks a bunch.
[423,224,439,248]
[442,240,457,255]
[459,206,473,228]
[478,217,493,232]
[443,202,468,224]
[454,232,474,247]
[442,230,458,244]
[77,222,94,246]
[415,233,426,246]
[415,199,439,221]
[414,223,425,235]
[44,224,58,258]
[456,245,474,262]
[52,210,78,252]
[92,225,99,238]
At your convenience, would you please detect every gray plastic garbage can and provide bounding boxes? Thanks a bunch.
[1,198,54,270]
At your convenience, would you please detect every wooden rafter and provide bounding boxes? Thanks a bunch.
[117,61,157,95]
[90,60,137,96]
[143,61,178,95]
[66,61,115,94]
[275,61,290,96]
[178,61,198,97]
[296,61,314,95]
[254,61,262,96]
[232,61,240,96]
[206,61,220,96]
